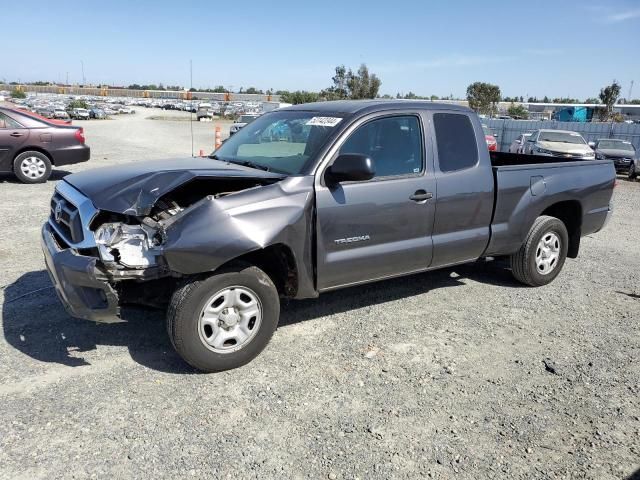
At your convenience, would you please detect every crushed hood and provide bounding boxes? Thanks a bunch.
[64,157,284,216]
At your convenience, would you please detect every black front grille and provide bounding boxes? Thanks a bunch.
[50,193,84,244]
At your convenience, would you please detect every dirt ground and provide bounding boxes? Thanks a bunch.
[0,110,638,479]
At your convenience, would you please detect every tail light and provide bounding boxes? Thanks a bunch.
[74,128,85,144]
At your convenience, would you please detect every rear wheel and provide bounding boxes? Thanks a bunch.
[629,164,637,180]
[13,151,52,184]
[167,263,280,372]
[510,216,569,287]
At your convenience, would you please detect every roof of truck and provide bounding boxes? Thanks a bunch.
[285,99,473,115]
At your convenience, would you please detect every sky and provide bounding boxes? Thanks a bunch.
[3,0,640,99]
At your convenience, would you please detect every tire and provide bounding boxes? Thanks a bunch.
[167,263,280,372]
[13,151,52,184]
[510,215,569,287]
[629,164,637,180]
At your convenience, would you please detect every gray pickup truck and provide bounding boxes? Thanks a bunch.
[41,100,615,372]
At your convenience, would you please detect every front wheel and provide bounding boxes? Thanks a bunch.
[167,263,280,372]
[629,164,637,180]
[510,215,569,287]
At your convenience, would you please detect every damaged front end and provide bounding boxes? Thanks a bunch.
[42,163,314,322]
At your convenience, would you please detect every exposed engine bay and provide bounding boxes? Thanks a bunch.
[92,178,279,279]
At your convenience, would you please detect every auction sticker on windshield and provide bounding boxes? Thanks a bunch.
[306,117,342,127]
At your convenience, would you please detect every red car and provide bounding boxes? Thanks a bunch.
[16,107,73,126]
[482,124,497,151]
[0,107,90,183]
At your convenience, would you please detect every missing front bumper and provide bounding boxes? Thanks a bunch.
[41,223,121,323]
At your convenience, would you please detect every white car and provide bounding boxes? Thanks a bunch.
[524,130,595,159]
[229,113,261,135]
[509,133,532,154]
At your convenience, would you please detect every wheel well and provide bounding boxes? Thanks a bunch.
[222,244,298,298]
[14,147,55,165]
[541,201,582,258]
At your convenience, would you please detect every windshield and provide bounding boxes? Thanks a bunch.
[597,140,635,152]
[213,110,344,174]
[538,131,586,144]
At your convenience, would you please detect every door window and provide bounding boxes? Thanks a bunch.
[0,112,23,129]
[339,116,423,178]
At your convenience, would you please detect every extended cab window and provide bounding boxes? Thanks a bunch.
[433,113,478,172]
[339,116,423,177]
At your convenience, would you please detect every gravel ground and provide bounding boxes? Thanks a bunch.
[1,110,639,479]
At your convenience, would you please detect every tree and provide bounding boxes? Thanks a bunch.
[10,90,26,99]
[321,64,381,100]
[466,82,501,116]
[244,87,263,95]
[212,85,227,93]
[598,81,621,121]
[279,90,320,105]
[584,97,600,104]
[68,100,89,110]
[507,102,529,119]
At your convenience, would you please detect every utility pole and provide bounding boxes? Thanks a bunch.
[81,60,85,86]
[66,72,69,85]
[628,80,634,101]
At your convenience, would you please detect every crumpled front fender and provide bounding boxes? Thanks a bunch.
[161,176,316,298]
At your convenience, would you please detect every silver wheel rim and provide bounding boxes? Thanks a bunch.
[20,156,46,179]
[535,232,560,275]
[198,286,262,354]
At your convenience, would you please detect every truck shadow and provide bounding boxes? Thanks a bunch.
[2,260,522,374]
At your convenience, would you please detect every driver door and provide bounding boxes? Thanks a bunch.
[315,113,436,290]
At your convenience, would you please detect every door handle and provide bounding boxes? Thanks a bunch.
[410,190,433,202]
[9,132,24,137]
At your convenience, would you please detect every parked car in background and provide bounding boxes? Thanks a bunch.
[229,113,261,135]
[524,130,595,159]
[197,103,214,121]
[592,138,637,176]
[89,108,106,119]
[103,107,117,116]
[509,133,532,154]
[0,107,90,183]
[482,124,497,151]
[70,108,90,120]
[53,109,70,121]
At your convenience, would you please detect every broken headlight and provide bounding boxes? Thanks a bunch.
[94,223,161,268]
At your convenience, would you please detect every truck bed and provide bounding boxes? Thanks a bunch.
[490,151,593,166]
[484,153,615,257]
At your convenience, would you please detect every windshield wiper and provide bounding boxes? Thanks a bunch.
[228,160,271,172]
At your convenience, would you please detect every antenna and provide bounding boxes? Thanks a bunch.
[190,59,194,157]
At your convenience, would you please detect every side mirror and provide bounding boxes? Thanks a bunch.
[326,154,375,184]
